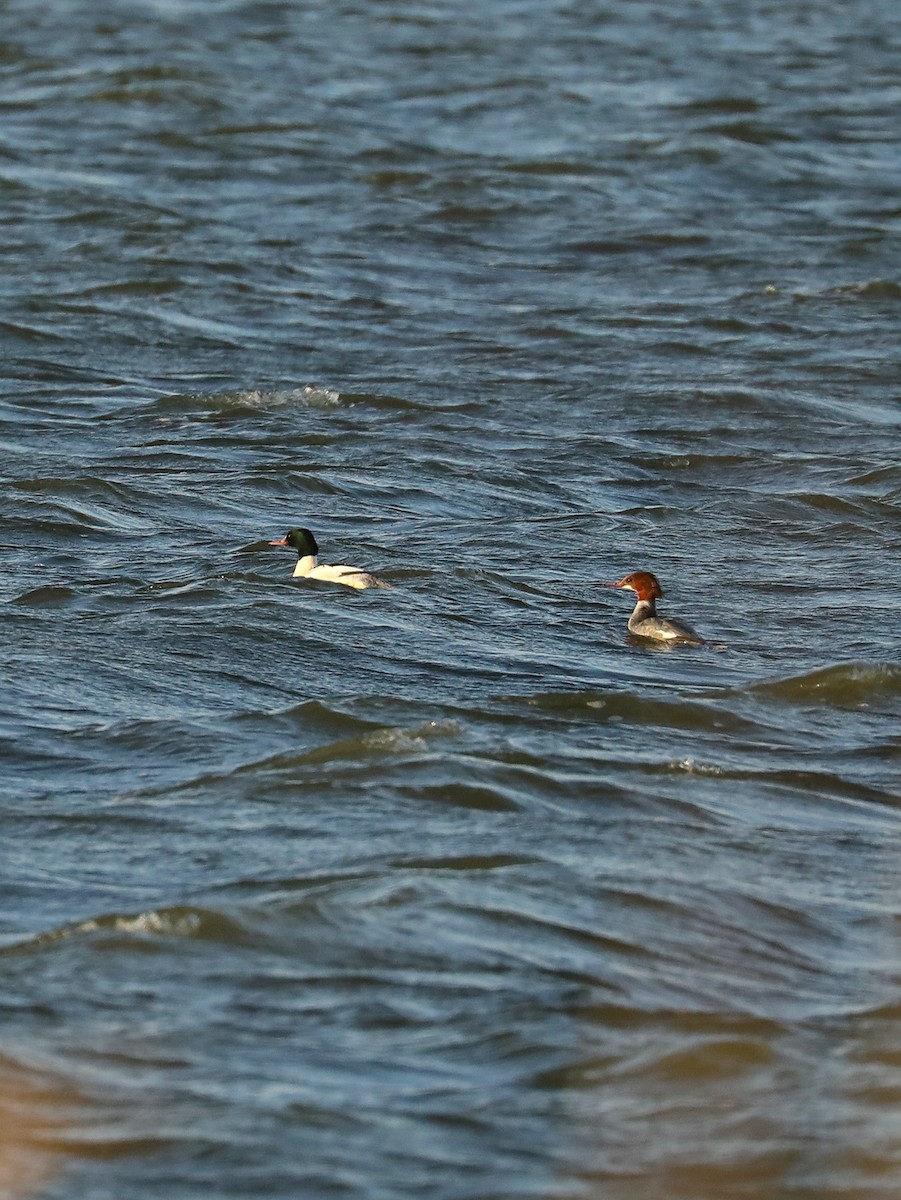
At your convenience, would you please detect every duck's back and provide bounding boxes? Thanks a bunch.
[628,612,703,644]
[303,562,390,590]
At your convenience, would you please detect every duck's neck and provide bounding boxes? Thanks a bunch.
[293,554,318,577]
[631,597,657,620]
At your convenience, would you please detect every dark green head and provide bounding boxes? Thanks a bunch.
[269,527,319,556]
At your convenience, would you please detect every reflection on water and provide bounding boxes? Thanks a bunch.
[0,1061,68,1200]
[562,992,901,1199]
[2,0,901,1195]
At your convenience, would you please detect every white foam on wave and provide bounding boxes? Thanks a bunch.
[234,385,340,409]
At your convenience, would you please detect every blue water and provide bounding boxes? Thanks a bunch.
[2,1,900,1197]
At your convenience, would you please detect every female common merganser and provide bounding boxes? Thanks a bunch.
[604,571,703,644]
[269,527,390,590]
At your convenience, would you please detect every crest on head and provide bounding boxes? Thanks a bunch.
[286,528,319,556]
[608,571,663,600]
[270,527,319,555]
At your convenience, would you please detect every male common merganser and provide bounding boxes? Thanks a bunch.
[269,527,390,590]
[604,571,703,644]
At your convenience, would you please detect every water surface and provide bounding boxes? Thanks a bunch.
[2,1,900,1197]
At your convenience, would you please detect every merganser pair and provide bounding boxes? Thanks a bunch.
[269,527,389,590]
[604,571,704,645]
[267,531,701,644]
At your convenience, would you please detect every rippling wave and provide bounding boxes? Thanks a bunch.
[749,661,901,708]
[2,0,901,1197]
